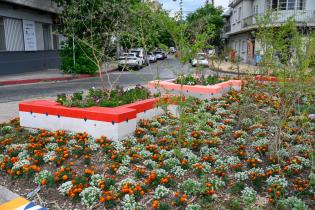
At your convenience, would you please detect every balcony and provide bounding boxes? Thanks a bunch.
[242,10,315,28]
[228,0,242,7]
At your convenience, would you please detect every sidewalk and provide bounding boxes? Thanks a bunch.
[0,63,118,86]
[0,96,55,124]
[0,185,46,210]
[210,61,259,75]
[0,101,19,124]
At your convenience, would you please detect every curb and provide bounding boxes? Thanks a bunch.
[0,68,117,86]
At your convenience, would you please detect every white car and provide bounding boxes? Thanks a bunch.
[130,48,147,65]
[153,50,167,60]
[169,47,176,54]
[118,53,143,70]
[147,52,157,63]
[191,53,209,67]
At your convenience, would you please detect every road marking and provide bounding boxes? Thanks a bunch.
[0,197,46,210]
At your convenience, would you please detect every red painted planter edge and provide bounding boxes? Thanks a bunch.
[19,98,162,123]
[147,79,241,94]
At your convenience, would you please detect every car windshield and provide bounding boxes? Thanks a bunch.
[120,53,136,58]
[148,53,153,55]
[154,51,162,54]
[130,51,140,56]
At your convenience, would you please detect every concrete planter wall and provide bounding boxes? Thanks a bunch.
[148,79,242,100]
[19,98,178,140]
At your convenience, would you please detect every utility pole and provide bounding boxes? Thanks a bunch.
[173,0,183,21]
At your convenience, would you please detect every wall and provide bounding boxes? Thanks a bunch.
[0,51,60,75]
[253,0,267,13]
[0,2,53,24]
[306,0,315,9]
[1,0,61,14]
[0,2,60,75]
[230,0,254,34]
[228,32,252,63]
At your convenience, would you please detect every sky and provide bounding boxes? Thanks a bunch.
[158,0,230,16]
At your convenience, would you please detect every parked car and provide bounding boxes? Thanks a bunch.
[130,48,148,65]
[118,53,143,70]
[147,52,157,63]
[191,53,209,67]
[153,50,167,60]
[169,47,176,54]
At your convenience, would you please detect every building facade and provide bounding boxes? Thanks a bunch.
[222,0,315,64]
[0,0,62,75]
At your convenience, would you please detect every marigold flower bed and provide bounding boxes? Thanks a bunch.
[0,81,314,209]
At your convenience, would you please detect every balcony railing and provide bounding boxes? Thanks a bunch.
[242,10,315,28]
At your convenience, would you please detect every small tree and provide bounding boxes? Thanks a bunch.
[248,12,315,161]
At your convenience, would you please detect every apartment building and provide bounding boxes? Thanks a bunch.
[222,0,315,64]
[0,0,62,75]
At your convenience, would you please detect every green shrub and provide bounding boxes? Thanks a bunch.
[59,41,98,75]
[175,75,227,86]
[56,86,151,108]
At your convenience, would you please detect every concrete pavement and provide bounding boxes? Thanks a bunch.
[0,63,118,86]
[0,185,46,210]
[0,57,184,123]
[0,56,240,123]
[0,185,19,204]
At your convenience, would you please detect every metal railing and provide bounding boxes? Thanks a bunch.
[242,10,315,28]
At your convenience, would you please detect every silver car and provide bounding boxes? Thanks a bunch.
[147,52,157,63]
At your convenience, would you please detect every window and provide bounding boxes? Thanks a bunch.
[43,24,52,50]
[242,40,246,52]
[3,18,24,51]
[0,17,5,51]
[253,5,259,14]
[238,7,242,21]
[269,0,305,11]
[35,22,44,50]
[297,0,305,10]
[279,0,287,10]
[288,0,296,10]
[272,0,278,9]
[233,10,237,23]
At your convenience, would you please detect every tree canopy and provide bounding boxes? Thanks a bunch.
[186,4,224,47]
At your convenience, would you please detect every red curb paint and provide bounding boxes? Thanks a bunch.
[19,98,161,123]
[0,69,117,86]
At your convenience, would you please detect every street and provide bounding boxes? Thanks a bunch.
[0,56,199,122]
[0,56,185,103]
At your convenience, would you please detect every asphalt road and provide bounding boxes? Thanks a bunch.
[0,56,195,103]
